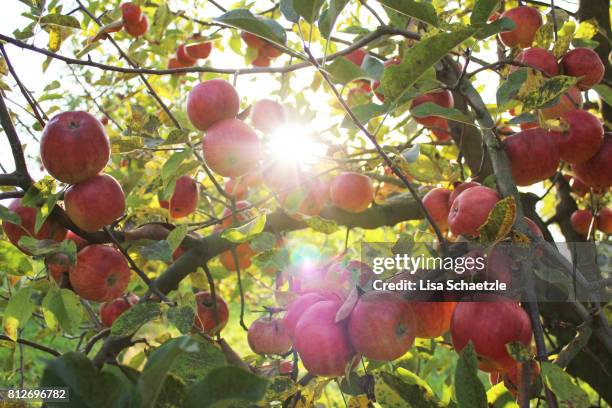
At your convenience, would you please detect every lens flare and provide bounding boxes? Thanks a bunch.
[267,124,327,165]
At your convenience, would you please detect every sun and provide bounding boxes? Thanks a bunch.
[266,123,328,166]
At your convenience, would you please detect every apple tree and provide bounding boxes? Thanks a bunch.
[0,0,611,407]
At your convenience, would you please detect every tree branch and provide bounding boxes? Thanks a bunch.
[0,334,61,357]
[0,95,31,189]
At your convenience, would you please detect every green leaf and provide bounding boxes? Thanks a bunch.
[593,84,612,107]
[17,236,76,261]
[221,213,266,243]
[215,9,287,46]
[486,382,516,407]
[472,17,516,40]
[303,215,339,234]
[455,342,487,408]
[138,336,199,408]
[293,0,325,23]
[111,302,162,337]
[540,362,589,408]
[167,306,195,334]
[42,287,84,334]
[279,0,300,23]
[137,239,173,263]
[0,203,21,225]
[150,3,173,40]
[252,248,290,272]
[381,26,475,101]
[166,225,188,252]
[249,232,277,252]
[374,370,444,407]
[496,68,529,109]
[168,337,227,385]
[318,0,350,38]
[21,176,56,207]
[13,22,36,40]
[161,149,192,181]
[375,0,438,27]
[3,287,36,341]
[341,103,388,128]
[478,196,516,244]
[184,366,269,408]
[521,75,577,111]
[471,0,500,25]
[396,144,460,183]
[507,112,537,125]
[40,14,81,29]
[505,342,532,362]
[325,57,369,84]
[40,352,134,408]
[411,102,473,124]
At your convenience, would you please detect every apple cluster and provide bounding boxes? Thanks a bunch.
[168,37,213,70]
[241,32,284,67]
[119,2,148,37]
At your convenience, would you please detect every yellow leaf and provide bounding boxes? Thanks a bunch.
[575,19,598,40]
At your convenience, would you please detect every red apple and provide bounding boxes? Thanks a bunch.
[294,300,354,377]
[219,243,254,271]
[2,198,66,254]
[279,177,329,217]
[262,160,301,194]
[330,172,374,213]
[99,293,139,327]
[248,316,293,355]
[448,181,481,206]
[573,135,612,189]
[430,117,452,141]
[503,128,560,186]
[524,217,544,238]
[451,295,533,372]
[194,291,229,335]
[176,44,196,67]
[407,302,456,339]
[561,48,605,90]
[64,174,125,232]
[409,90,454,128]
[167,175,199,219]
[513,47,558,76]
[46,253,71,284]
[186,79,240,131]
[120,3,142,25]
[448,186,500,236]
[348,292,415,361]
[283,292,340,339]
[202,118,261,178]
[186,42,212,59]
[498,6,542,49]
[325,260,374,293]
[422,187,452,230]
[241,32,266,49]
[555,110,603,164]
[224,178,248,200]
[251,99,286,133]
[69,245,131,302]
[220,200,255,228]
[168,57,184,70]
[597,208,612,234]
[460,248,513,285]
[490,361,541,397]
[345,48,366,66]
[570,209,594,235]
[260,44,282,58]
[252,54,272,67]
[40,111,110,184]
[124,14,148,37]
[541,86,582,119]
[569,176,589,197]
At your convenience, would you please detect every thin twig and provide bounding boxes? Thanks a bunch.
[104,227,172,303]
[0,334,61,357]
[0,44,47,127]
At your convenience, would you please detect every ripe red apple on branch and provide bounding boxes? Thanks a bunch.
[194,291,229,335]
[248,316,292,355]
[100,293,139,327]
